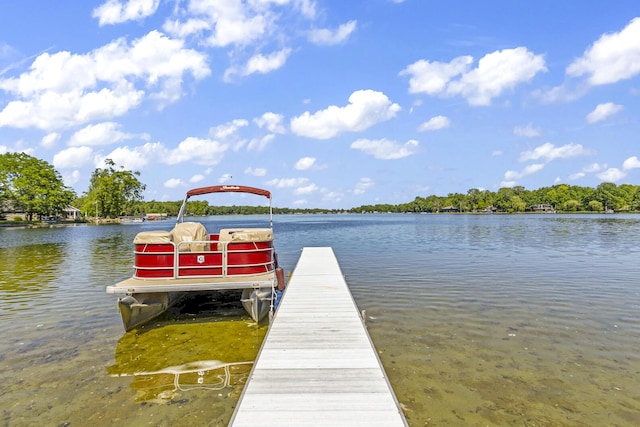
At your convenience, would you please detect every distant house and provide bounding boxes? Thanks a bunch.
[531,204,556,213]
[63,206,81,220]
[1,200,24,220]
[440,206,459,213]
[1,202,81,221]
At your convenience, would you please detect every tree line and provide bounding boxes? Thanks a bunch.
[352,183,640,214]
[2,152,640,221]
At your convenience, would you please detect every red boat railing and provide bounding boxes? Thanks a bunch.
[132,226,275,279]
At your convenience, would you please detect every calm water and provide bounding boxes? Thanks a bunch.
[1,214,639,426]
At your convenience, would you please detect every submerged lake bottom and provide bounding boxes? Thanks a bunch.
[1,214,639,426]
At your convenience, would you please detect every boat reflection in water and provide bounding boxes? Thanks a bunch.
[107,318,266,403]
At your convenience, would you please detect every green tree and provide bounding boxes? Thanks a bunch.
[412,196,429,212]
[466,188,482,211]
[597,182,624,211]
[510,195,526,212]
[85,159,146,218]
[494,187,515,212]
[446,192,466,212]
[615,184,636,211]
[0,152,76,221]
[588,200,603,212]
[562,199,580,211]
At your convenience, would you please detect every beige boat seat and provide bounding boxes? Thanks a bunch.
[133,230,172,245]
[218,228,273,242]
[171,222,209,252]
[217,228,273,250]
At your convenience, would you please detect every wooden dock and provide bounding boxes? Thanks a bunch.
[230,247,407,426]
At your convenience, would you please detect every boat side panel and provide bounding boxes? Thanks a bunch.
[132,237,276,279]
[134,243,175,278]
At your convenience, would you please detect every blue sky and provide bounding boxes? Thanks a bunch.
[1,1,639,209]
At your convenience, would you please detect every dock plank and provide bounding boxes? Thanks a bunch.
[230,247,407,426]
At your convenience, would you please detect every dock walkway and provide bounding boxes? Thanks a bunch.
[230,247,407,426]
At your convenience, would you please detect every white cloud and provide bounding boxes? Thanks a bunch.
[597,168,626,182]
[582,162,606,173]
[190,174,204,183]
[308,20,357,45]
[586,102,623,123]
[566,17,640,85]
[165,0,270,48]
[568,172,585,180]
[294,183,318,195]
[290,90,401,139]
[162,17,210,40]
[62,169,81,186]
[295,0,317,19]
[0,86,145,131]
[99,145,150,170]
[504,163,545,181]
[164,137,229,166]
[265,177,309,188]
[400,47,546,106]
[244,48,292,76]
[164,178,184,188]
[41,132,61,148]
[354,177,374,195]
[401,55,473,96]
[533,83,587,104]
[501,163,544,186]
[247,134,275,151]
[322,190,344,203]
[53,146,94,169]
[514,124,541,137]
[570,162,607,180]
[623,156,640,170]
[351,138,419,160]
[0,31,210,131]
[210,119,249,139]
[492,150,503,156]
[295,157,316,170]
[418,115,450,132]
[266,177,318,196]
[0,142,34,156]
[244,167,267,176]
[254,112,286,134]
[93,0,160,26]
[218,173,233,183]
[519,142,590,162]
[226,48,292,80]
[69,122,139,146]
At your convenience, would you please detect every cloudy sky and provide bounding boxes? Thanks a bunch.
[1,1,639,208]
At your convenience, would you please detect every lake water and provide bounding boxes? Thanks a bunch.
[1,214,639,426]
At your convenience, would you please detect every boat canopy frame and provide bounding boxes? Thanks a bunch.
[176,185,273,227]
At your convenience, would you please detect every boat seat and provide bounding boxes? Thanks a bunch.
[171,222,209,252]
[218,228,273,242]
[217,228,273,251]
[133,230,172,245]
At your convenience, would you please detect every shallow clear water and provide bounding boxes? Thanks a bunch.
[1,214,639,426]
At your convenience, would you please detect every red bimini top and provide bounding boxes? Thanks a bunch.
[186,185,271,200]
